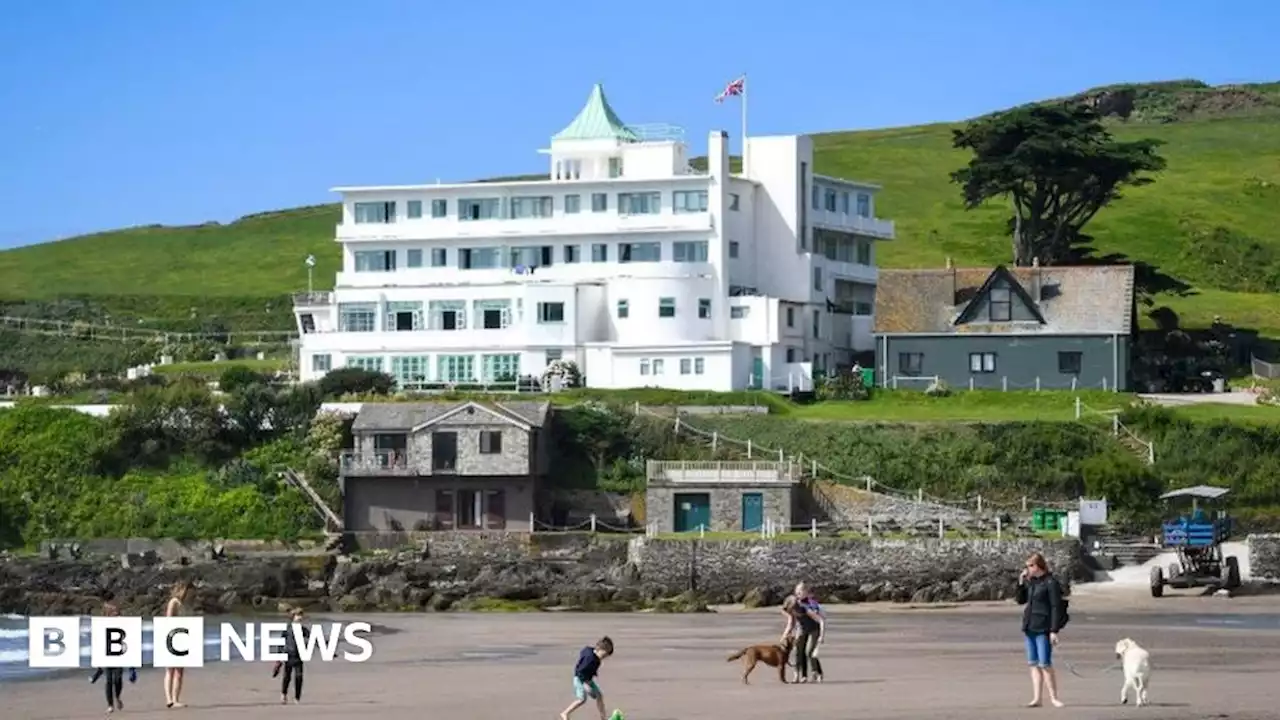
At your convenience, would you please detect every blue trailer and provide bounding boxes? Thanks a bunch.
[1150,485,1241,597]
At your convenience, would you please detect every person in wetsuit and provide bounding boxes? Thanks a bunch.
[272,609,309,704]
[90,602,136,714]
[780,582,825,683]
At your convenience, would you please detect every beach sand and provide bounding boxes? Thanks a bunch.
[7,588,1280,720]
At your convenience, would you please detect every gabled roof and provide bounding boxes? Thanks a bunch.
[874,264,1135,336]
[952,265,1047,326]
[552,84,639,143]
[351,401,550,432]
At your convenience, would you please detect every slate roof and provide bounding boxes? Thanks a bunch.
[351,400,551,432]
[873,264,1135,335]
[552,84,639,142]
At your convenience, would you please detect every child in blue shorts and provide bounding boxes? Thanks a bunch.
[561,636,614,720]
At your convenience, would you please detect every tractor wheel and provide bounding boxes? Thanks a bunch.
[1150,566,1164,598]
[1224,556,1242,589]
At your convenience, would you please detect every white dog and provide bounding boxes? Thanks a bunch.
[1115,638,1152,707]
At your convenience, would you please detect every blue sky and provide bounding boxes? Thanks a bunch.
[0,0,1275,249]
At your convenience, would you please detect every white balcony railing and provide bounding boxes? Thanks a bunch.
[646,460,797,485]
[337,211,714,243]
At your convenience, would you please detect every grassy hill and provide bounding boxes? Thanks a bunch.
[0,80,1277,375]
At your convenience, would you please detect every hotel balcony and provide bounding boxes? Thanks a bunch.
[293,291,334,307]
[336,211,714,243]
[812,212,896,240]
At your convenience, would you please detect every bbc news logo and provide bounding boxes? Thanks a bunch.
[27,617,374,668]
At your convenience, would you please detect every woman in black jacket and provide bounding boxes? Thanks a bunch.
[1015,552,1065,708]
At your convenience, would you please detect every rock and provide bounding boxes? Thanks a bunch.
[741,586,781,608]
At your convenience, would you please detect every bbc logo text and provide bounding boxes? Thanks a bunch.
[27,616,374,668]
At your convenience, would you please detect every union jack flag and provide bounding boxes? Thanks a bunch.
[714,76,745,103]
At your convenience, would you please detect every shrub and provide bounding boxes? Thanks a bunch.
[541,359,582,390]
[318,368,393,398]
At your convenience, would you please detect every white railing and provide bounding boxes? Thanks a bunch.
[625,123,685,142]
[1075,398,1155,464]
[646,460,796,484]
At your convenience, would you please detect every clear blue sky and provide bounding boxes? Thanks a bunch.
[0,0,1275,249]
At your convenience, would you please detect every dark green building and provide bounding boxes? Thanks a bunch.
[873,264,1134,391]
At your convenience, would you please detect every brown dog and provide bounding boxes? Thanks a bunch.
[726,637,794,684]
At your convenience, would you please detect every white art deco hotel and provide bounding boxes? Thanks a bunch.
[293,85,895,391]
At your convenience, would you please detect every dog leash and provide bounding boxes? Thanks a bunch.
[1063,660,1120,678]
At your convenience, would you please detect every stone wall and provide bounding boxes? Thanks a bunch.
[1248,534,1280,582]
[646,484,793,533]
[630,536,1081,603]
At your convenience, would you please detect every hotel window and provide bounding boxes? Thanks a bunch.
[658,297,676,318]
[537,302,565,323]
[698,298,711,319]
[730,306,747,319]
[856,193,871,218]
[729,241,739,259]
[481,353,520,383]
[474,299,511,330]
[407,200,423,219]
[406,249,423,268]
[338,303,377,332]
[811,185,820,210]
[353,201,395,224]
[311,354,331,373]
[729,193,740,211]
[1059,351,1083,375]
[591,243,608,262]
[618,192,660,215]
[824,189,837,212]
[616,300,629,319]
[841,192,850,214]
[390,355,429,390]
[428,300,467,330]
[813,267,823,292]
[857,239,871,265]
[680,358,692,375]
[510,245,554,269]
[786,306,795,327]
[354,250,396,272]
[988,287,1012,322]
[673,190,708,213]
[898,352,923,376]
[694,358,705,375]
[458,198,501,221]
[786,348,797,363]
[608,157,623,178]
[563,244,580,263]
[639,359,650,376]
[591,193,608,212]
[564,194,581,214]
[386,301,424,332]
[431,248,447,267]
[431,199,447,218]
[509,196,553,219]
[652,359,665,375]
[437,354,475,383]
[545,349,563,364]
[673,241,708,263]
[458,247,502,269]
[812,310,821,339]
[346,355,384,373]
[619,242,661,263]
[969,352,997,374]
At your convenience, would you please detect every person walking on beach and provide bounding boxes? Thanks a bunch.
[780,582,824,683]
[1016,552,1066,708]
[162,581,193,709]
[272,609,309,704]
[560,636,614,720]
[90,602,136,713]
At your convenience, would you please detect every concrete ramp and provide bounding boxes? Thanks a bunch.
[1079,541,1251,595]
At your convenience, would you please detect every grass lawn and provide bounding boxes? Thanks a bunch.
[0,83,1275,338]
[151,358,291,377]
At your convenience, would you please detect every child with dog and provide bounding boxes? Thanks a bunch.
[780,582,825,683]
[1016,552,1067,708]
[560,636,614,720]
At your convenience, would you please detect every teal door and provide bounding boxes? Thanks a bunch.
[752,358,764,388]
[741,493,764,532]
[673,493,711,533]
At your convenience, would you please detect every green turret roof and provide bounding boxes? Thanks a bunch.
[552,84,638,142]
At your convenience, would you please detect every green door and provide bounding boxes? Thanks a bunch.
[741,492,764,532]
[673,493,711,533]
[752,358,764,388]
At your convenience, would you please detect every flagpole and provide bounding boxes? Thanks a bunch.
[741,73,749,177]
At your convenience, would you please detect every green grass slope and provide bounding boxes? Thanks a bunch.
[0,80,1276,338]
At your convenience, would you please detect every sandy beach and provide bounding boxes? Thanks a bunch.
[6,588,1280,720]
